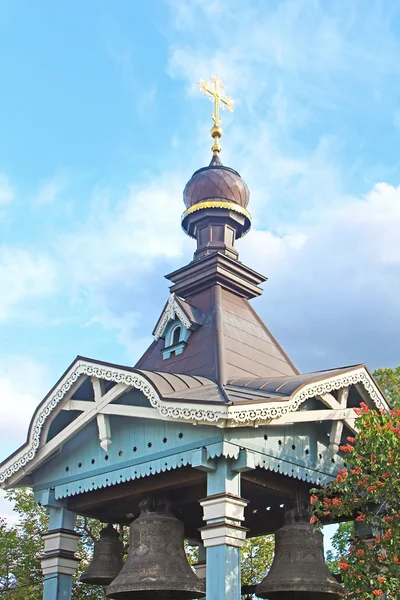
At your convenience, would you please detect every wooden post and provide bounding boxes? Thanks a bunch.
[199,458,248,600]
[40,490,80,600]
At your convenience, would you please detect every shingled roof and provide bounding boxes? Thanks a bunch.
[136,285,298,383]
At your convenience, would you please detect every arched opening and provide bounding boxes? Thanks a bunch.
[172,325,181,345]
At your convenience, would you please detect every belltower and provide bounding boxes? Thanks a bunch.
[136,76,298,384]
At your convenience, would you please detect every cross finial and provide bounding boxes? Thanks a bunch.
[199,75,234,156]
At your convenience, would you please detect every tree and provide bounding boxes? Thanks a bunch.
[374,366,400,409]
[310,401,400,598]
[325,522,354,574]
[241,535,274,588]
[240,535,274,599]
[0,489,109,599]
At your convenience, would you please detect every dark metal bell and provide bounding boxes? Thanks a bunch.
[106,497,206,600]
[80,524,124,586]
[256,510,345,600]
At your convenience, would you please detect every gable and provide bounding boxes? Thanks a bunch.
[33,416,219,500]
[0,357,389,489]
[152,293,201,340]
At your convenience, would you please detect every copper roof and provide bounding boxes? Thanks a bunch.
[136,286,299,383]
[183,159,249,209]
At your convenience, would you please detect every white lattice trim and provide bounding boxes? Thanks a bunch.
[228,367,389,425]
[0,363,388,484]
[0,359,227,484]
[153,294,192,340]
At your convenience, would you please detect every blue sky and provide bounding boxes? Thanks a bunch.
[1,0,400,526]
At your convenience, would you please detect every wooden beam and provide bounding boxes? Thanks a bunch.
[317,389,356,433]
[67,467,205,512]
[268,407,355,425]
[241,470,302,499]
[64,400,203,425]
[21,383,130,476]
[329,388,350,455]
[39,377,86,448]
[97,413,112,452]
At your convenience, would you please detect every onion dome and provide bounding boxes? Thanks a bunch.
[181,154,251,245]
[183,154,249,209]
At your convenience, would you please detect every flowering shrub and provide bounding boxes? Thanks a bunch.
[310,403,400,599]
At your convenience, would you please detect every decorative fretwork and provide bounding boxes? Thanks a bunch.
[153,294,192,340]
[0,361,389,484]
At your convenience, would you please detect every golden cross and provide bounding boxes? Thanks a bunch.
[199,75,234,154]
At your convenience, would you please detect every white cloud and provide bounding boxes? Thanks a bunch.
[0,174,15,207]
[0,356,49,525]
[0,490,18,525]
[64,173,190,288]
[33,172,68,208]
[168,0,400,104]
[0,356,50,462]
[59,173,193,350]
[241,182,400,370]
[0,246,57,321]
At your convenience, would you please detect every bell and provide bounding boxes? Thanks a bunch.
[106,497,206,600]
[256,509,345,600]
[80,523,124,586]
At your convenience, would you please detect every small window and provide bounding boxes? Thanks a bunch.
[172,326,181,345]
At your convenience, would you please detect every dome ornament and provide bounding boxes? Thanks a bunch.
[199,75,234,155]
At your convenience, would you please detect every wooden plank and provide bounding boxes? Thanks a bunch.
[242,471,300,498]
[67,467,205,511]
[21,383,130,476]
[269,407,355,425]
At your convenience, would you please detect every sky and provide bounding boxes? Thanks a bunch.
[1,0,400,527]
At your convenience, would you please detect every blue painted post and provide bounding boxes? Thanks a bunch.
[199,458,248,600]
[40,490,80,600]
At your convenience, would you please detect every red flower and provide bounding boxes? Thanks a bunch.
[310,494,318,505]
[338,561,349,571]
[372,590,384,597]
[355,513,365,521]
[354,408,363,416]
[367,485,377,491]
[339,444,354,453]
[394,556,400,565]
[336,475,344,483]
[377,577,386,583]
[357,549,364,557]
[332,497,341,506]
[347,436,356,443]
[360,402,370,413]
[383,529,392,540]
[383,516,393,522]
[350,467,362,475]
[310,515,318,524]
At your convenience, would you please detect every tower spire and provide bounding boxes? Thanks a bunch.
[199,75,234,156]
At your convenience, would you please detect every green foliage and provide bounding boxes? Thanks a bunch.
[373,367,400,408]
[0,489,48,599]
[310,400,400,599]
[0,489,112,599]
[240,534,274,598]
[325,522,354,574]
